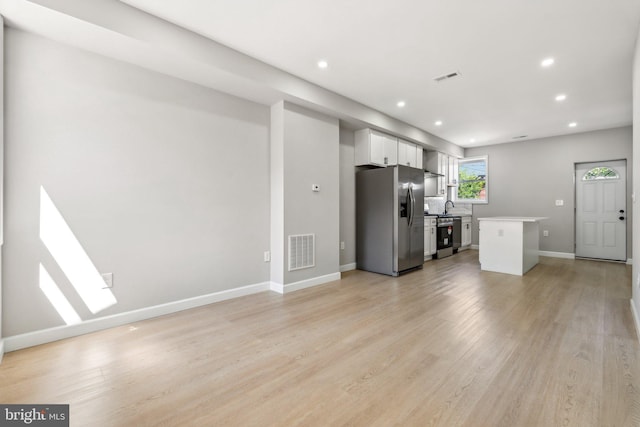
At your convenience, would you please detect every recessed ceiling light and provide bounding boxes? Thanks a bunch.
[541,57,555,67]
[435,120,443,126]
[568,122,577,128]
[317,60,328,69]
[470,138,476,143]
[555,94,567,101]
[397,101,406,108]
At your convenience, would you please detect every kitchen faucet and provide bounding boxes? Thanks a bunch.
[444,200,455,214]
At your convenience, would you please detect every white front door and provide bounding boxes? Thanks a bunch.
[575,160,626,261]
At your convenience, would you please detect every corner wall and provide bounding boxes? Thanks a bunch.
[339,127,356,270]
[466,126,633,256]
[270,102,341,292]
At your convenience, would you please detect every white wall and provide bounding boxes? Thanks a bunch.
[3,29,271,337]
[466,126,633,256]
[270,102,340,290]
[632,24,640,334]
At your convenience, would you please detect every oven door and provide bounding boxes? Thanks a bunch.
[437,224,453,249]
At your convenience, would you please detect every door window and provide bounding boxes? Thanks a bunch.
[582,167,619,181]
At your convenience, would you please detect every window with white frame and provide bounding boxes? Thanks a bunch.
[457,155,488,203]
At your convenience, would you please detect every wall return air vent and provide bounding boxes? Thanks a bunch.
[433,71,461,83]
[288,234,315,271]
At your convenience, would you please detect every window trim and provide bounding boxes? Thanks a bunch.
[456,155,488,204]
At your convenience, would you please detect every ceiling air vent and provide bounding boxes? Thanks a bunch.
[433,71,461,83]
[512,135,528,139]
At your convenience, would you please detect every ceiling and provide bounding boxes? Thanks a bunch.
[117,0,640,148]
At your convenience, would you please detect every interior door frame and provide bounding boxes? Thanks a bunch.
[574,158,628,262]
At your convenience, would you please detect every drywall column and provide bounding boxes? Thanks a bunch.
[270,101,340,293]
[632,24,640,339]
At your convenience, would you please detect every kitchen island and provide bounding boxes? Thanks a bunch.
[478,217,548,276]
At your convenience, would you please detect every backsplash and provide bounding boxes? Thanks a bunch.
[424,197,472,215]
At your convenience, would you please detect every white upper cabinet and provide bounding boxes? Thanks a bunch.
[447,156,459,186]
[425,151,447,196]
[355,129,398,167]
[398,139,423,169]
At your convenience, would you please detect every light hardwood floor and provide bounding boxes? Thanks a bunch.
[1,250,639,426]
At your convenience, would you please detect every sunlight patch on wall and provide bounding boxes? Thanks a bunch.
[39,186,117,314]
[39,264,81,325]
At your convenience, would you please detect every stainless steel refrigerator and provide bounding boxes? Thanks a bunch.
[356,165,424,276]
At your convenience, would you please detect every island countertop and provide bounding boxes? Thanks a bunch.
[478,217,548,222]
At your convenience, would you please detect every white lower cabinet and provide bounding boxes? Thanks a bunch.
[425,217,437,260]
[462,216,472,247]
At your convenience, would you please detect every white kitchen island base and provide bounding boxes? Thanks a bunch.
[478,217,548,276]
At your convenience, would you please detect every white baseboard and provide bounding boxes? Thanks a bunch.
[0,339,4,363]
[538,251,575,259]
[627,258,633,265]
[631,300,640,342]
[270,272,341,294]
[4,281,271,353]
[471,244,479,250]
[340,263,356,272]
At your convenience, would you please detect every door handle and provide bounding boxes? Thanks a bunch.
[619,216,625,220]
[409,186,416,227]
[620,209,625,213]
[407,186,413,227]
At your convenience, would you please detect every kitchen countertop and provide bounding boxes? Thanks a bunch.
[478,216,548,222]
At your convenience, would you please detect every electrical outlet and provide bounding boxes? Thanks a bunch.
[264,251,271,262]
[340,241,345,250]
[101,273,113,289]
[543,230,549,237]
[555,200,564,206]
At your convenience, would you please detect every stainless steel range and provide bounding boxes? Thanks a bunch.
[435,216,454,258]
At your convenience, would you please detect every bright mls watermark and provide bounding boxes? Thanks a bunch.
[0,405,69,426]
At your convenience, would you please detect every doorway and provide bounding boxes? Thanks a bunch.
[575,160,626,261]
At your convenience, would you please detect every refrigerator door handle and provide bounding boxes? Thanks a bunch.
[408,185,415,227]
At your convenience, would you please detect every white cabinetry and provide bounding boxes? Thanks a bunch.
[448,156,459,187]
[462,216,472,248]
[424,216,437,260]
[398,139,423,169]
[430,220,437,255]
[355,129,398,167]
[426,151,461,196]
[425,152,447,196]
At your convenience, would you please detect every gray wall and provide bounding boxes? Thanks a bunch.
[466,126,633,256]
[3,29,271,336]
[270,102,340,286]
[632,26,640,323]
[339,127,356,268]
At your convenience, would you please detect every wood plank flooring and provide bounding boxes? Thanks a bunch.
[1,250,639,426]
